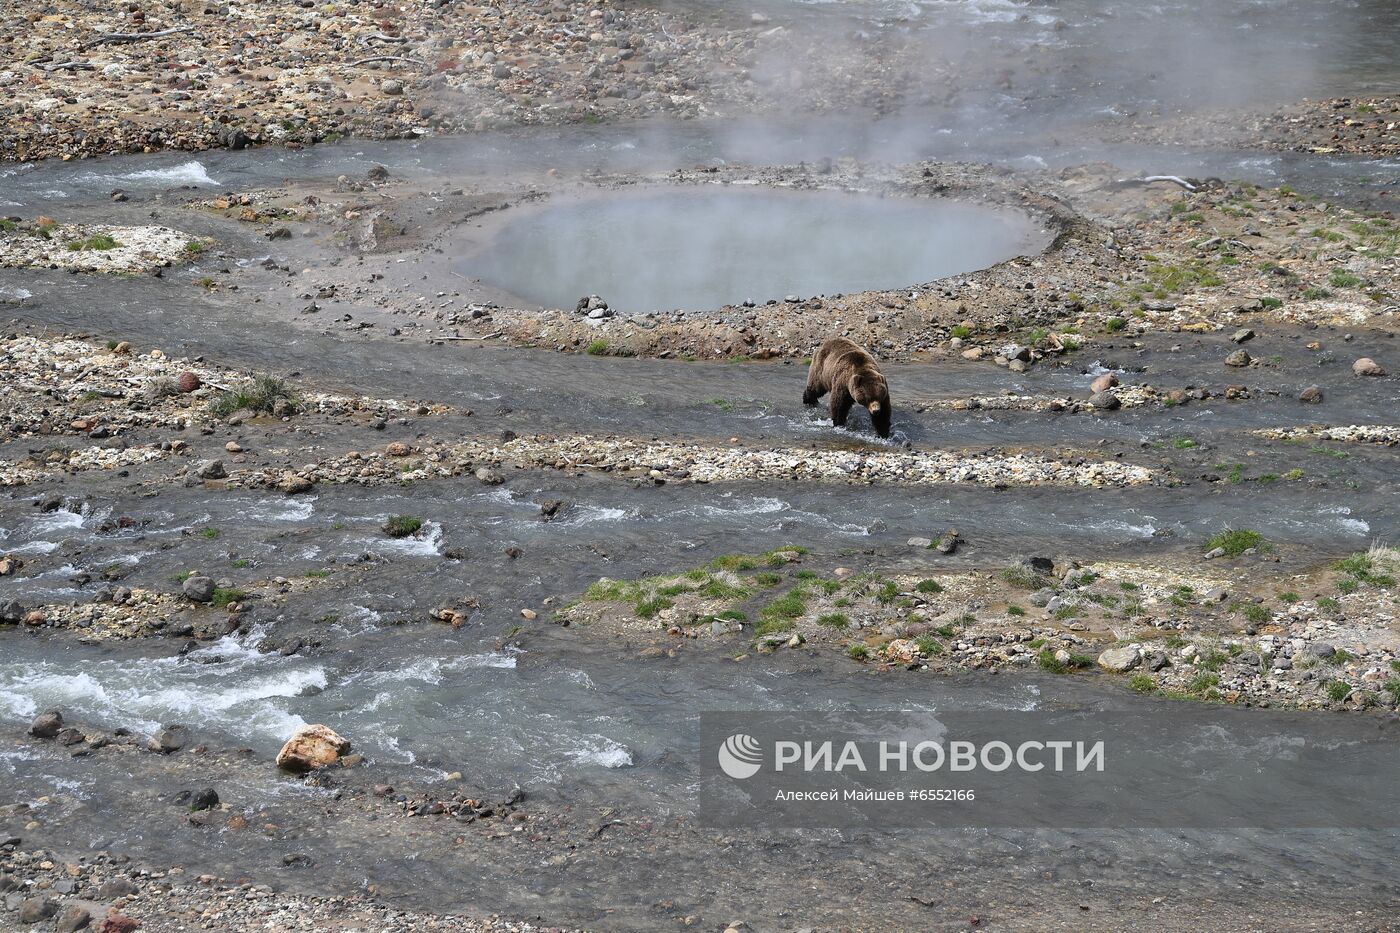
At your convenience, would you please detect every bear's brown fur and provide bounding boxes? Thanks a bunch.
[802,337,892,438]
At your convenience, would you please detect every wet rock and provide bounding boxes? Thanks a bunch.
[278,473,315,495]
[1297,385,1324,403]
[1089,372,1118,393]
[934,528,961,554]
[1097,646,1140,673]
[182,575,215,602]
[0,600,24,625]
[538,499,565,520]
[474,467,505,485]
[1088,390,1120,410]
[151,724,189,754]
[188,788,220,811]
[907,536,933,548]
[1353,357,1386,377]
[1146,651,1170,672]
[196,459,227,479]
[276,724,352,773]
[1224,349,1253,367]
[29,710,63,738]
[1231,328,1255,344]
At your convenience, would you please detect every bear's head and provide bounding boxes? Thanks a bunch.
[849,371,892,438]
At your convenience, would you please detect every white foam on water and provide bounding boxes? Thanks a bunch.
[374,520,444,557]
[567,736,634,769]
[0,285,32,300]
[78,160,219,188]
[1085,517,1158,539]
[243,497,317,522]
[1321,506,1369,536]
[562,505,631,526]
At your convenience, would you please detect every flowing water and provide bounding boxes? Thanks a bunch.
[4,0,1400,925]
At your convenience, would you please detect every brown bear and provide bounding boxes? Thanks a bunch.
[802,337,892,438]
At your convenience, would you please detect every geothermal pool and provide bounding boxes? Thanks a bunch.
[458,187,1051,313]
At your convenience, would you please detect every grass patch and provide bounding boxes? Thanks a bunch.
[816,612,850,630]
[1128,674,1157,694]
[585,339,610,356]
[847,644,871,662]
[1328,270,1363,288]
[199,526,221,539]
[914,579,943,594]
[211,587,246,609]
[1204,528,1265,557]
[634,596,674,619]
[1326,679,1352,702]
[755,589,807,636]
[1000,566,1046,590]
[382,515,423,538]
[209,375,297,417]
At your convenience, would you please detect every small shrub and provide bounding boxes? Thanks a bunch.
[1007,605,1026,617]
[585,339,610,356]
[915,635,943,656]
[914,579,943,594]
[950,324,973,339]
[1128,674,1156,694]
[210,375,296,417]
[847,644,871,662]
[382,515,423,538]
[211,587,246,609]
[1204,528,1265,557]
[1237,603,1270,625]
[1328,270,1362,288]
[1105,317,1127,332]
[1326,679,1352,702]
[634,596,674,619]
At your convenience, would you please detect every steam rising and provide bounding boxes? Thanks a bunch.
[460,188,1049,312]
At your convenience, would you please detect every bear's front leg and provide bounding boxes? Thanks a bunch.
[802,385,823,406]
[829,386,853,427]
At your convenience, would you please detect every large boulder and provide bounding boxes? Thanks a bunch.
[1097,646,1141,673]
[182,575,215,602]
[1353,357,1387,377]
[276,724,352,773]
[30,710,63,739]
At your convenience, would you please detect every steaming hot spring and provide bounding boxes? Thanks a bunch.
[456,186,1051,314]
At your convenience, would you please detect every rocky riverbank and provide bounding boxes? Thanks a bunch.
[558,544,1400,713]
